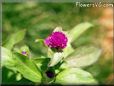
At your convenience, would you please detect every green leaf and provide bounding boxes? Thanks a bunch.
[4,29,26,50]
[13,53,42,83]
[1,47,42,83]
[47,48,54,58]
[68,22,93,42]
[16,73,22,81]
[1,47,15,68]
[35,38,44,43]
[32,56,50,71]
[32,58,44,70]
[7,71,14,78]
[63,43,74,58]
[48,52,64,67]
[61,46,101,68]
[55,68,97,85]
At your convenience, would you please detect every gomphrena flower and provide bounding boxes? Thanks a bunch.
[44,31,68,49]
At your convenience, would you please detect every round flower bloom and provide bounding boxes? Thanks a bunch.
[44,31,68,49]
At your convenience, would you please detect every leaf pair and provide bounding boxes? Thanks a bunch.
[2,29,42,83]
[2,29,27,68]
[13,53,42,83]
[2,47,42,83]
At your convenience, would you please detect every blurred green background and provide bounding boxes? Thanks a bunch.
[2,2,113,85]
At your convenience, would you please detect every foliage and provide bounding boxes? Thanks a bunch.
[1,22,101,85]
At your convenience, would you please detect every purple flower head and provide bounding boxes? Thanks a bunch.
[44,31,68,49]
[21,51,27,56]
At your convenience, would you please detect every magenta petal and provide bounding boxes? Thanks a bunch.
[44,31,68,49]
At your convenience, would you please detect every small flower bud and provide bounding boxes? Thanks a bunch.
[21,51,27,56]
